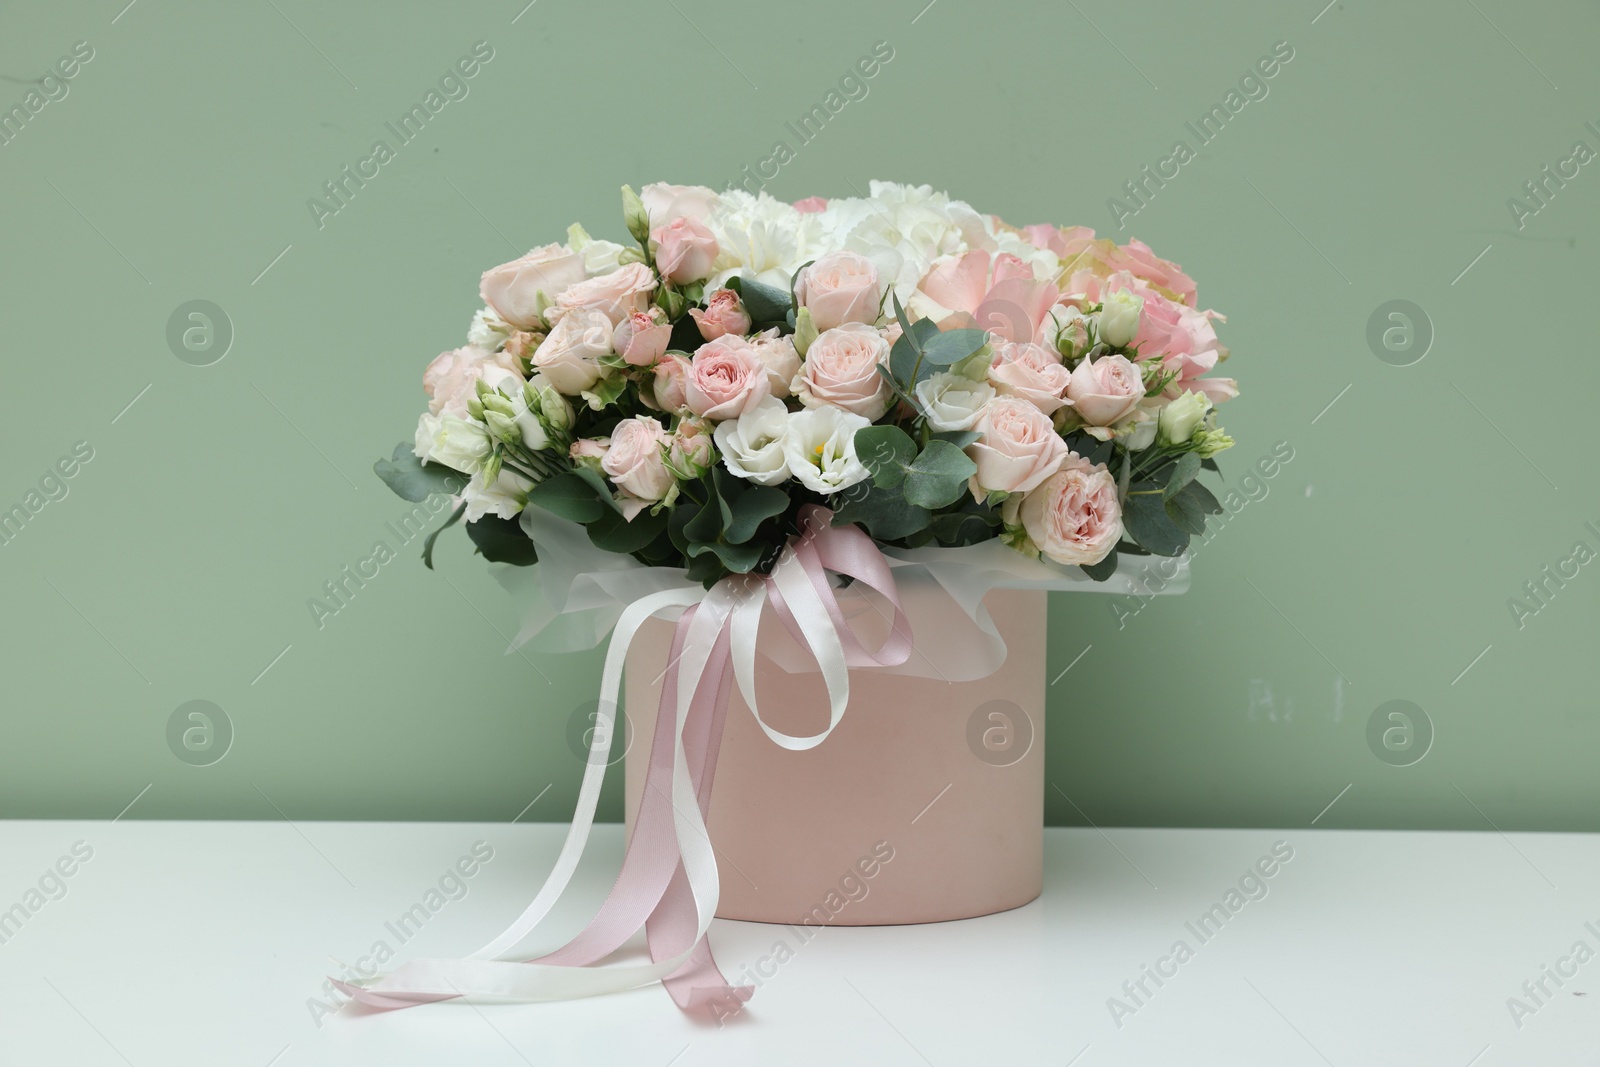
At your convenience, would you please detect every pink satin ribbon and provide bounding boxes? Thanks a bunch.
[335,505,913,1015]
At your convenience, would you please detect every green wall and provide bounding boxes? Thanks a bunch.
[3,0,1595,830]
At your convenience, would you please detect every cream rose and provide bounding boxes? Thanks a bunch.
[1066,353,1144,433]
[1008,454,1122,566]
[987,341,1071,414]
[967,396,1068,495]
[914,372,994,432]
[793,322,892,420]
[551,262,657,325]
[714,396,791,486]
[532,309,611,395]
[640,182,720,228]
[795,251,882,332]
[601,416,675,516]
[686,336,771,420]
[783,405,871,494]
[479,244,587,330]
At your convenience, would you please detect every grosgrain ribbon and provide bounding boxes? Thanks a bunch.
[334,506,912,1014]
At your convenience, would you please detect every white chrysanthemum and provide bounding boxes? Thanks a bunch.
[703,190,819,291]
[467,307,512,350]
[812,181,988,301]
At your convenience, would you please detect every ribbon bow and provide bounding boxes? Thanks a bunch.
[335,505,913,1015]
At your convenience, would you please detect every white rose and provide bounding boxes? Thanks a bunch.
[1098,289,1144,348]
[532,309,612,395]
[461,467,533,522]
[427,415,492,474]
[713,396,791,486]
[914,372,994,431]
[783,405,871,494]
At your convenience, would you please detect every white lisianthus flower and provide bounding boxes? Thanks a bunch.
[467,307,512,350]
[428,415,492,473]
[1099,289,1144,348]
[713,396,791,486]
[414,412,442,462]
[914,372,994,431]
[460,467,534,522]
[783,405,871,494]
[1157,390,1210,445]
[566,223,627,276]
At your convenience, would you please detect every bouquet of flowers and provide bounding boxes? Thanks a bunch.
[376,181,1238,583]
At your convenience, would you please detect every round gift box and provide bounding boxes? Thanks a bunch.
[623,585,1045,926]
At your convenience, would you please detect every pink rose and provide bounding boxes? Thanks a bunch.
[686,336,770,420]
[792,196,828,213]
[602,416,675,516]
[967,397,1068,496]
[749,327,800,398]
[503,330,543,362]
[1066,353,1144,430]
[1022,224,1098,260]
[667,417,714,478]
[795,251,881,332]
[1009,453,1122,566]
[793,322,892,420]
[640,182,719,229]
[651,353,692,414]
[551,262,657,326]
[569,437,611,462]
[987,341,1071,414]
[532,309,611,395]
[479,244,586,330]
[652,216,720,285]
[613,308,672,366]
[1108,239,1197,306]
[917,249,1059,343]
[689,288,752,341]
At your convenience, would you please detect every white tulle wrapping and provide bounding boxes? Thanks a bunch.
[495,506,1187,681]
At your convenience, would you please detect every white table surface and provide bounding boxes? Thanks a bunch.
[0,820,1592,1066]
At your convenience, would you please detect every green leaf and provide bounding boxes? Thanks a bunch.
[587,507,669,554]
[832,484,931,541]
[929,430,980,448]
[729,275,792,325]
[569,465,625,514]
[1176,479,1224,515]
[466,514,539,565]
[1122,491,1189,556]
[1081,551,1119,582]
[1164,491,1207,536]
[687,539,764,573]
[1163,452,1202,501]
[724,484,789,544]
[928,511,994,547]
[854,425,918,489]
[892,291,919,353]
[375,443,469,503]
[527,472,606,523]
[682,491,725,544]
[1200,457,1220,474]
[920,328,989,366]
[876,363,924,415]
[903,440,977,509]
[421,503,466,570]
